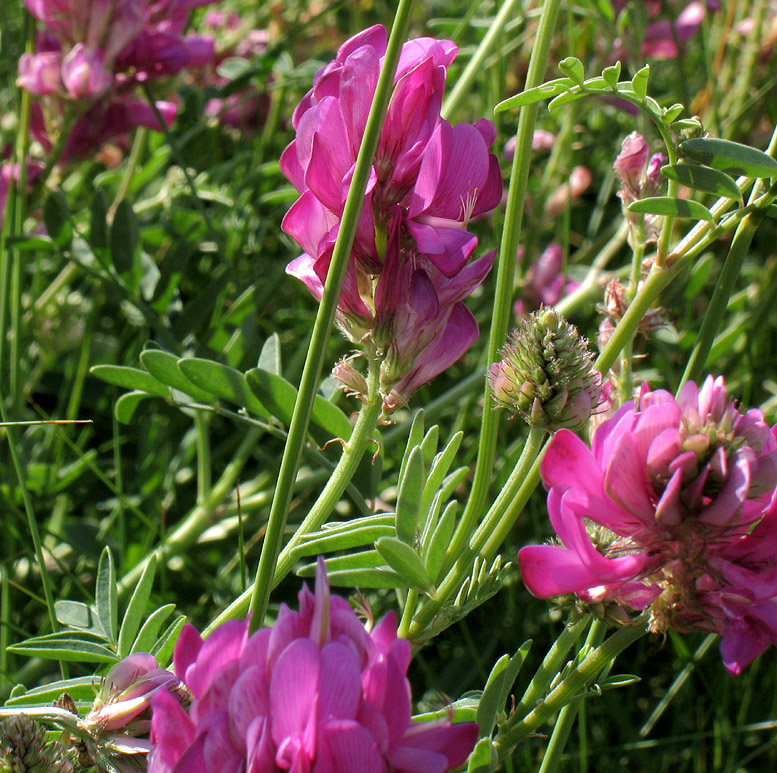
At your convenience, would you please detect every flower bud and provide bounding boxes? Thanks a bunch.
[0,714,73,772]
[489,308,601,431]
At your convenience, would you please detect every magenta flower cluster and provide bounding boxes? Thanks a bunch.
[280,25,501,409]
[18,0,216,158]
[198,10,270,133]
[519,377,777,675]
[148,560,478,771]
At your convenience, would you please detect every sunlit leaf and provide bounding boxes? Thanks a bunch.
[660,164,742,202]
[494,78,574,112]
[627,196,713,221]
[90,365,169,397]
[375,537,433,593]
[680,138,777,178]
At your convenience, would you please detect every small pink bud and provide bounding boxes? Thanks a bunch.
[614,132,649,202]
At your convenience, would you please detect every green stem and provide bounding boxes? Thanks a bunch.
[449,0,563,566]
[108,127,148,223]
[594,262,674,376]
[639,632,716,738]
[409,426,546,640]
[208,382,383,636]
[513,614,591,723]
[0,406,67,679]
[194,411,211,505]
[441,0,524,120]
[246,1,417,636]
[538,619,607,773]
[678,123,777,390]
[475,427,546,560]
[397,588,418,639]
[496,615,649,754]
[4,15,35,417]
[116,426,262,598]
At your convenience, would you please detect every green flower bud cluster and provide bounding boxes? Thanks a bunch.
[0,715,73,773]
[488,308,601,432]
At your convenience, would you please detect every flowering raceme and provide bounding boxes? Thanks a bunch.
[280,25,501,412]
[18,0,217,158]
[519,376,777,674]
[147,559,478,771]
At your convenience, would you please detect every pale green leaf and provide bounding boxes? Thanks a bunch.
[118,554,157,658]
[680,137,777,178]
[177,358,269,417]
[90,365,169,397]
[494,78,574,112]
[660,163,743,202]
[627,196,713,221]
[375,537,433,593]
[96,548,118,644]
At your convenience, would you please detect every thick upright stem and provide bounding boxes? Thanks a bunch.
[246,0,417,631]
[449,0,564,565]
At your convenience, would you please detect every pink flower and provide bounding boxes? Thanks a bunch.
[642,2,708,59]
[81,652,186,767]
[280,25,500,410]
[544,166,591,217]
[614,132,666,206]
[518,377,777,674]
[513,243,579,316]
[18,0,217,157]
[60,44,113,99]
[148,559,478,772]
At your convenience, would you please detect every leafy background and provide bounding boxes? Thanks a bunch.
[2,0,777,770]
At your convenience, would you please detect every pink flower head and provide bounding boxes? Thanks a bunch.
[18,0,217,107]
[148,559,478,772]
[518,376,777,674]
[281,25,500,411]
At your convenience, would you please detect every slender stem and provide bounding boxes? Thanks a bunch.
[496,615,649,753]
[409,426,546,640]
[476,427,546,560]
[247,0,416,633]
[441,0,524,120]
[538,620,607,773]
[117,427,263,598]
[397,588,419,639]
[639,632,717,738]
[594,262,674,376]
[273,372,382,581]
[194,411,211,505]
[5,15,35,417]
[205,386,382,636]
[678,123,777,390]
[512,615,591,723]
[449,0,564,565]
[0,405,67,679]
[108,127,148,223]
